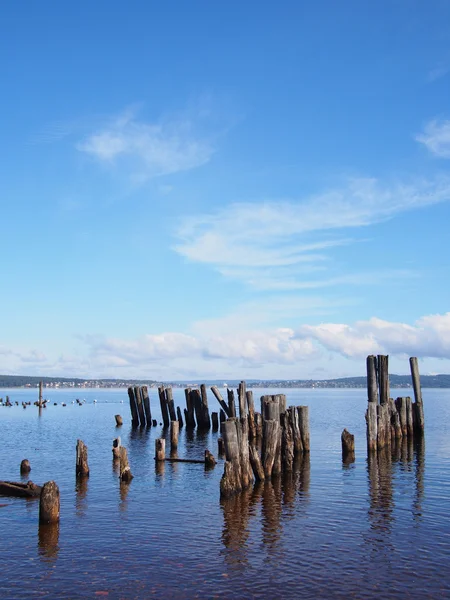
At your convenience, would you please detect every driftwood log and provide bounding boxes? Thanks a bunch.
[0,480,41,498]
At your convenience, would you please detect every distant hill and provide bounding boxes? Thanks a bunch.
[1,373,450,388]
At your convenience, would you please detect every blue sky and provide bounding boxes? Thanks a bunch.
[1,1,450,380]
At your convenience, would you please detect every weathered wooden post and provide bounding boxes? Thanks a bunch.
[119,447,133,482]
[246,390,256,440]
[218,437,225,457]
[155,438,166,461]
[20,459,31,474]
[220,418,253,496]
[237,381,247,419]
[410,357,425,434]
[249,444,265,481]
[367,355,378,404]
[177,406,184,428]
[112,437,121,459]
[39,481,60,524]
[38,381,43,407]
[227,389,236,418]
[115,414,123,427]
[262,418,281,478]
[341,429,355,460]
[158,386,170,428]
[211,386,231,417]
[297,406,310,452]
[281,409,294,471]
[395,397,408,436]
[170,420,179,450]
[134,386,146,427]
[204,449,216,469]
[141,385,152,425]
[211,412,219,431]
[378,355,390,405]
[366,355,378,452]
[165,387,177,422]
[184,387,196,428]
[200,384,211,430]
[405,397,414,437]
[76,440,89,477]
[219,409,227,424]
[128,387,139,428]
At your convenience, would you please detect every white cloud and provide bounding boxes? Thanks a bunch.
[76,107,215,181]
[416,120,450,158]
[174,177,450,289]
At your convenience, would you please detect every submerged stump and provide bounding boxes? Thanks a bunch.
[39,481,60,524]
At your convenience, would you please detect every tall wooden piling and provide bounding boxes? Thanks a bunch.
[141,386,152,425]
[410,357,425,434]
[281,409,294,471]
[227,389,236,418]
[184,387,196,428]
[128,387,139,428]
[211,412,219,431]
[39,481,60,524]
[165,387,177,422]
[200,384,211,430]
[366,402,378,452]
[158,386,170,428]
[134,386,146,427]
[405,396,414,437]
[237,381,247,419]
[298,406,310,452]
[378,355,390,405]
[76,440,89,477]
[38,381,43,407]
[367,355,378,404]
[246,390,256,440]
[177,406,184,428]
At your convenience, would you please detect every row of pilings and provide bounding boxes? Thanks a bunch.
[365,355,425,453]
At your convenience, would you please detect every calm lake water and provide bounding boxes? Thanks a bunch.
[0,387,449,599]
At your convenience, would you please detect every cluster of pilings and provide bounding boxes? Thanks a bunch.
[220,385,310,497]
[365,355,425,452]
[128,385,154,427]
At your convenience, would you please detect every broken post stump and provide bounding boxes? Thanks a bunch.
[205,449,216,469]
[170,420,179,450]
[39,481,60,524]
[155,438,166,461]
[211,412,219,431]
[76,440,89,477]
[119,447,133,482]
[115,414,123,427]
[20,459,31,475]
[341,429,355,460]
[112,437,121,459]
[410,357,425,434]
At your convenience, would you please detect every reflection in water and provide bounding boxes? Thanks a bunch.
[221,456,311,570]
[413,436,425,521]
[38,522,60,563]
[119,481,130,513]
[155,460,165,479]
[75,475,88,518]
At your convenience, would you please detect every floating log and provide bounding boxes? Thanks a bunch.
[162,457,205,464]
[410,357,425,434]
[0,480,41,498]
[158,386,170,428]
[115,414,123,427]
[39,481,60,524]
[119,447,133,482]
[20,459,31,475]
[141,386,152,425]
[165,387,177,422]
[378,355,390,405]
[211,412,219,431]
[155,438,166,461]
[341,428,355,460]
[170,420,179,450]
[134,386,146,427]
[211,386,231,417]
[128,387,139,428]
[177,406,184,428]
[367,355,378,403]
[76,440,89,477]
[205,450,216,468]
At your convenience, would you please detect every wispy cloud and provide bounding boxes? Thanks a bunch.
[428,64,450,83]
[416,119,450,158]
[76,106,215,182]
[174,177,450,289]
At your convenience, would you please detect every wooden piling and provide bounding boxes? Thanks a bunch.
[165,387,177,422]
[177,406,184,428]
[249,444,265,481]
[246,390,256,440]
[155,438,166,461]
[119,447,133,482]
[290,405,303,455]
[255,412,263,438]
[220,418,253,496]
[184,387,196,428]
[367,355,378,403]
[218,437,225,456]
[128,387,139,428]
[134,386,146,427]
[39,481,60,524]
[76,440,89,477]
[158,386,170,428]
[191,389,203,429]
[395,397,408,436]
[211,386,231,417]
[262,419,281,478]
[405,396,414,437]
[170,420,179,450]
[341,428,355,460]
[377,355,390,405]
[38,381,43,407]
[115,414,123,427]
[204,450,216,469]
[141,385,152,425]
[237,381,247,419]
[365,402,378,452]
[297,406,310,452]
[20,459,31,474]
[200,384,211,430]
[219,409,227,424]
[281,409,294,471]
[211,412,219,431]
[410,357,425,434]
[112,437,121,460]
[227,389,236,418]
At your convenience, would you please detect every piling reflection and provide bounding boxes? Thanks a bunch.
[221,455,311,568]
[413,436,425,520]
[75,475,88,518]
[38,522,60,563]
[119,481,130,512]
